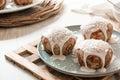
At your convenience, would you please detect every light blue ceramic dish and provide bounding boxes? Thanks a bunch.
[38,25,120,77]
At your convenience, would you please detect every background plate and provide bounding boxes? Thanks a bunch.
[0,0,42,14]
[38,25,120,77]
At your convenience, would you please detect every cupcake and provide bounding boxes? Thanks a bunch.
[41,28,77,60]
[0,0,6,10]
[75,39,113,72]
[13,0,33,5]
[80,18,113,42]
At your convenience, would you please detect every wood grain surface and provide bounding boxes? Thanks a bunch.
[5,40,114,80]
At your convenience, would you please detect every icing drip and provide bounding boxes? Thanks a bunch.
[51,55,66,61]
[110,55,116,64]
[98,68,106,73]
[77,39,113,72]
[108,35,119,43]
[46,28,76,60]
[73,58,79,63]
[81,20,109,41]
[80,66,96,72]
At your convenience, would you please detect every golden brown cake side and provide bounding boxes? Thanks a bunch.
[0,0,6,10]
[76,48,113,69]
[106,23,113,41]
[41,36,76,55]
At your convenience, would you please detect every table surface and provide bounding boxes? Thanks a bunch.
[0,0,115,80]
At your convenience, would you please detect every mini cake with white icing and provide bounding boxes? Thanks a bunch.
[75,39,113,72]
[80,18,113,42]
[41,28,77,60]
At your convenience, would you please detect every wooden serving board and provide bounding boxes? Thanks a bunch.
[4,39,118,80]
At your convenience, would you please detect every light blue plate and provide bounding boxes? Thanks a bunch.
[38,25,120,77]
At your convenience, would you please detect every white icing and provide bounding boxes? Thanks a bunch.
[108,35,119,43]
[51,55,66,61]
[98,68,106,73]
[77,39,113,72]
[46,28,76,60]
[71,71,77,73]
[81,19,110,41]
[73,58,79,63]
[80,66,96,72]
